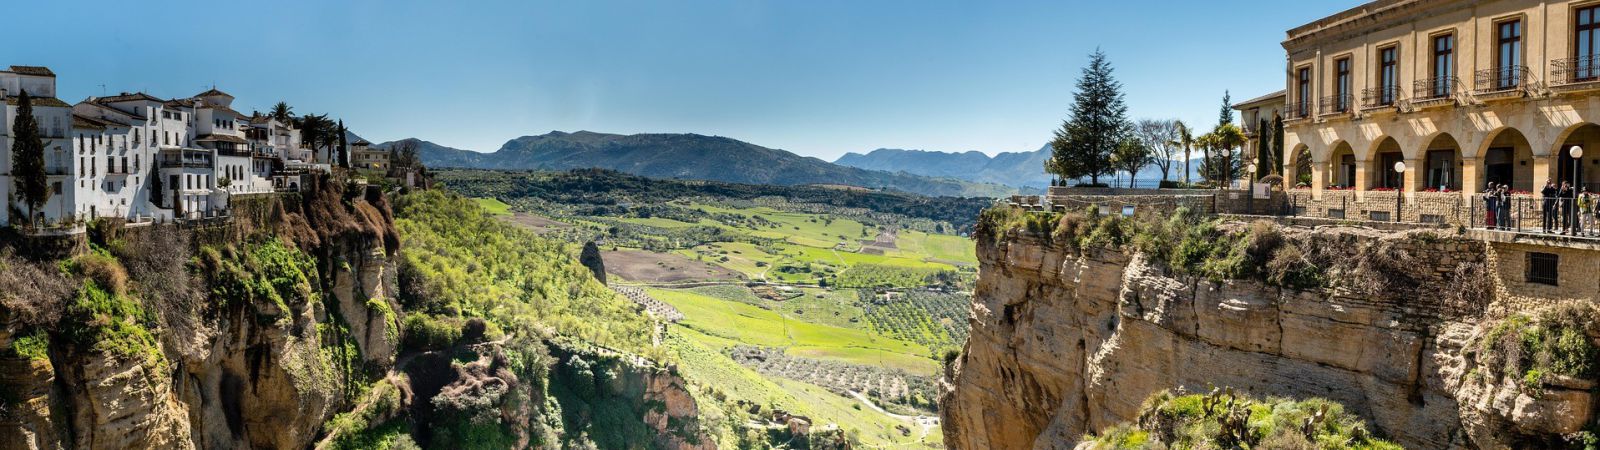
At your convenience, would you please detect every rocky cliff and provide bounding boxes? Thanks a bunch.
[941,219,1598,449]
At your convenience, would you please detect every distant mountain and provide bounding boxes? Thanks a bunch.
[379,131,1018,198]
[834,146,1053,189]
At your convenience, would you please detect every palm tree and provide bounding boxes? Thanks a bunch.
[270,101,294,123]
[1171,120,1194,186]
[1206,123,1248,186]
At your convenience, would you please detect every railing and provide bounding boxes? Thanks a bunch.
[44,166,70,175]
[1284,102,1312,120]
[1474,66,1530,94]
[1318,94,1353,115]
[158,160,213,169]
[1413,76,1460,101]
[1360,86,1401,109]
[1551,55,1600,85]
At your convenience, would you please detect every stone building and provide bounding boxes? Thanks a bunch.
[1262,0,1600,205]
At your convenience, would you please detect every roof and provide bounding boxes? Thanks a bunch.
[164,99,194,110]
[209,105,244,117]
[1233,90,1287,109]
[195,134,248,144]
[196,88,233,99]
[96,92,165,104]
[6,66,55,77]
[77,101,146,122]
[73,114,107,130]
[5,96,72,108]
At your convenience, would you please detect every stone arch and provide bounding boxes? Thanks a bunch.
[1420,133,1463,191]
[1368,137,1404,189]
[1481,127,1535,192]
[1553,122,1600,192]
[1329,141,1357,188]
[1290,144,1313,188]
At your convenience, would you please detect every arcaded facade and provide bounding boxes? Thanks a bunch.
[1283,0,1600,201]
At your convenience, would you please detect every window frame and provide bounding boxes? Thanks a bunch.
[1526,252,1560,286]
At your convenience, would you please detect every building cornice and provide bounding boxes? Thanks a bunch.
[1283,0,1473,53]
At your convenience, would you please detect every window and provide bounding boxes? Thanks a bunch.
[1378,46,1397,104]
[1497,20,1523,88]
[1334,57,1351,111]
[1296,66,1311,116]
[1527,252,1559,285]
[1578,5,1600,80]
[1431,33,1455,97]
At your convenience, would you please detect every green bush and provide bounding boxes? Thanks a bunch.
[402,314,463,351]
[1090,389,1401,449]
[1477,304,1598,392]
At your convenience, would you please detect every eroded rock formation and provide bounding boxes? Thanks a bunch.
[941,226,1598,449]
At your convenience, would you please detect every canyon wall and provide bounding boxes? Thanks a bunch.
[941,226,1598,449]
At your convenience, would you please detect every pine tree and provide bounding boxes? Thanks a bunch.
[1218,91,1233,125]
[1271,116,1286,176]
[1048,50,1129,186]
[11,90,49,225]
[337,120,350,169]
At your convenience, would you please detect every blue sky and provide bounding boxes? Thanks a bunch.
[15,1,1357,160]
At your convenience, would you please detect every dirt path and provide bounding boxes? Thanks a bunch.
[845,390,940,439]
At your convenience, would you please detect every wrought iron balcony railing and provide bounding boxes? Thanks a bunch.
[1551,55,1600,85]
[1318,94,1353,116]
[1360,86,1402,109]
[1474,66,1530,94]
[1413,76,1460,101]
[1284,102,1312,120]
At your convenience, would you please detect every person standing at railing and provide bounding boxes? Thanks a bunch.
[1483,182,1499,229]
[1498,185,1512,230]
[1579,187,1593,236]
[1541,181,1559,233]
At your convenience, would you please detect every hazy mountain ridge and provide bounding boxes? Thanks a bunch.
[380,131,1019,198]
[834,146,1053,189]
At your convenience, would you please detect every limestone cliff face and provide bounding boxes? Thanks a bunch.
[941,228,1596,450]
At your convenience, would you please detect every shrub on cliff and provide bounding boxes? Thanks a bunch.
[1084,389,1402,449]
[1476,304,1598,391]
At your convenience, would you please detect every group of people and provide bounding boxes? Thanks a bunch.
[1482,180,1597,235]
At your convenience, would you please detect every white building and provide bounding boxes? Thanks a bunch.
[2,65,341,229]
[1,66,75,228]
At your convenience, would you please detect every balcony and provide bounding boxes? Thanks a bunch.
[1317,94,1353,117]
[1284,102,1312,121]
[1411,76,1460,108]
[1551,56,1600,91]
[44,166,70,176]
[1360,86,1402,111]
[1473,66,1533,99]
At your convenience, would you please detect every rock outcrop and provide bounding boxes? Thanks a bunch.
[941,226,1598,449]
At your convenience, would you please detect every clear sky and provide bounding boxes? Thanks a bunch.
[14,1,1358,160]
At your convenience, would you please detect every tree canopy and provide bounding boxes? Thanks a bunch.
[11,90,50,225]
[1048,50,1129,186]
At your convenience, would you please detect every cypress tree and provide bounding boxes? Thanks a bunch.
[579,241,607,285]
[337,120,350,169]
[1271,116,1286,176]
[11,90,49,225]
[1048,49,1129,186]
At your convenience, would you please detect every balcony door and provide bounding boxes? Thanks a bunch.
[1578,5,1600,80]
[1296,67,1311,117]
[1335,58,1351,111]
[1498,20,1522,88]
[1432,34,1454,97]
[1378,46,1397,104]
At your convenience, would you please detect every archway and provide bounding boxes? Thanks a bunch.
[1556,123,1600,192]
[1369,137,1404,189]
[1291,145,1312,188]
[1421,133,1463,191]
[1329,142,1356,188]
[1483,128,1535,192]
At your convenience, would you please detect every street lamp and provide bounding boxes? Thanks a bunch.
[1246,163,1258,213]
[1570,145,1583,232]
[1393,161,1407,222]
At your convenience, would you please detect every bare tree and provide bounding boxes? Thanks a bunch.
[1134,119,1181,182]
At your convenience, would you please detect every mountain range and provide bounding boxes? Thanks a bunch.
[380,131,1020,198]
[833,146,1054,189]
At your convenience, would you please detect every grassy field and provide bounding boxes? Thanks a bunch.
[473,197,514,215]
[650,287,937,375]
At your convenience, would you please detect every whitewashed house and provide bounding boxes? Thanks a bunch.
[0,66,76,228]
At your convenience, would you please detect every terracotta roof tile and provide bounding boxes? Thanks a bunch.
[7,66,54,77]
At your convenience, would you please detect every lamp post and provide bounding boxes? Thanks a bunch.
[1570,145,1583,232]
[1246,163,1258,214]
[1393,161,1407,222]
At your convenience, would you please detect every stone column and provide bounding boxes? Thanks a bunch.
[1311,160,1326,199]
[1532,154,1555,193]
[1403,157,1425,199]
[1461,157,1483,197]
[1354,161,1370,201]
